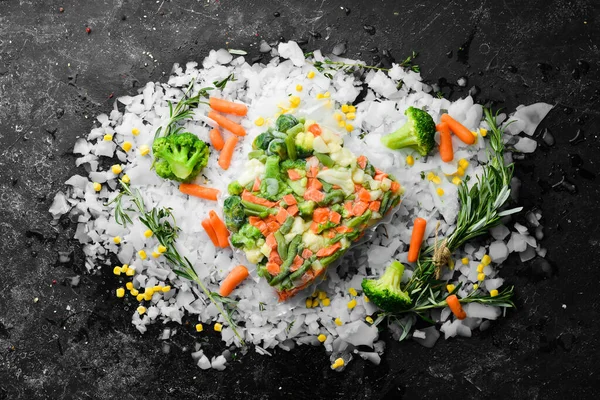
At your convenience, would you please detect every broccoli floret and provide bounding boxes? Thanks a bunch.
[223,196,246,232]
[230,223,263,249]
[294,130,315,158]
[298,200,316,218]
[361,261,412,312]
[152,132,209,182]
[267,139,288,159]
[227,181,244,196]
[275,114,299,133]
[380,107,436,156]
[280,159,307,179]
[253,131,275,151]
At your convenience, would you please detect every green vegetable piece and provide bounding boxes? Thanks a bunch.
[314,152,335,168]
[318,178,333,193]
[287,256,317,283]
[274,230,288,260]
[320,250,344,268]
[286,177,307,197]
[275,114,299,133]
[230,223,263,249]
[361,260,412,311]
[267,139,288,159]
[279,216,294,235]
[380,106,436,156]
[227,181,244,196]
[298,200,316,218]
[364,161,376,178]
[152,132,209,182]
[286,123,305,136]
[295,130,315,158]
[285,130,298,161]
[241,200,277,218]
[253,131,274,151]
[269,235,302,286]
[248,149,267,162]
[223,196,246,232]
[346,209,372,228]
[318,190,345,206]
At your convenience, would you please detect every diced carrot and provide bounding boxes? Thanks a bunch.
[358,188,371,202]
[308,166,318,178]
[301,249,313,259]
[276,208,289,224]
[326,231,335,238]
[287,169,301,181]
[335,225,353,233]
[266,221,280,233]
[264,214,277,224]
[310,221,319,233]
[374,172,388,181]
[290,255,304,272]
[357,155,367,169]
[242,190,277,208]
[391,181,401,193]
[369,201,381,212]
[248,216,262,226]
[354,184,363,193]
[209,97,248,116]
[283,194,297,206]
[269,249,282,265]
[316,242,341,257]
[344,202,354,217]
[252,177,261,192]
[330,211,341,224]
[332,185,341,190]
[258,223,270,237]
[352,201,369,216]
[287,205,298,216]
[309,178,323,190]
[313,207,330,223]
[308,123,322,136]
[266,262,281,276]
[304,188,325,202]
[265,233,277,249]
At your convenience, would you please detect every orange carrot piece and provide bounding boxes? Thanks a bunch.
[209,128,224,151]
[437,123,454,162]
[218,135,238,170]
[316,242,341,257]
[326,231,335,239]
[301,249,313,259]
[269,249,282,265]
[369,201,381,212]
[344,202,354,217]
[308,166,318,178]
[283,194,297,206]
[219,265,249,296]
[208,111,246,136]
[440,114,475,145]
[209,210,230,248]
[310,221,319,234]
[265,233,277,249]
[391,181,401,193]
[335,225,353,233]
[303,188,325,203]
[446,294,467,320]
[201,218,219,247]
[352,201,369,216]
[287,169,301,181]
[358,188,371,203]
[266,262,281,276]
[309,178,323,191]
[287,205,298,216]
[266,221,280,234]
[330,211,341,224]
[276,208,289,224]
[248,216,262,226]
[308,123,322,136]
[407,217,427,263]
[242,190,277,208]
[313,208,330,223]
[374,172,388,181]
[179,183,219,201]
[357,155,367,169]
[252,177,261,192]
[209,97,248,116]
[290,255,304,272]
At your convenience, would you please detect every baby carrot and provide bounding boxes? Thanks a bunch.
[201,218,219,247]
[209,210,229,248]
[209,97,248,116]
[440,114,475,145]
[209,128,224,151]
[437,123,454,162]
[208,111,246,137]
[179,183,219,201]
[407,217,427,262]
[219,265,249,296]
[446,294,467,320]
[218,135,238,170]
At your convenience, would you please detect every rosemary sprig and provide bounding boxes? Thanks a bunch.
[308,50,420,75]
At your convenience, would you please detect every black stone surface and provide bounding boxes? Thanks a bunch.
[1,1,599,399]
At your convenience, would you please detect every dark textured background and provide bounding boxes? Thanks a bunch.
[1,0,599,399]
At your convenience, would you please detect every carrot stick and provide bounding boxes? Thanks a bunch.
[208,111,246,136]
[437,123,454,162]
[209,97,248,116]
[209,210,229,248]
[201,218,219,247]
[218,135,238,170]
[407,217,427,262]
[440,114,475,145]
[209,128,225,151]
[179,183,219,201]
[446,294,467,320]
[219,265,249,296]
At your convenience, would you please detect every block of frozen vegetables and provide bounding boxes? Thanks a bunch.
[223,114,403,301]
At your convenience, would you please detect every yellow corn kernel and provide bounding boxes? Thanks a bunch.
[456,167,465,177]
[157,245,167,254]
[120,265,129,273]
[136,294,144,302]
[195,323,203,332]
[458,158,469,169]
[363,295,369,302]
[322,298,331,307]
[151,251,160,259]
[323,91,330,98]
[289,96,301,107]
[131,128,140,136]
[481,254,492,266]
[130,288,139,296]
[93,182,102,192]
[406,155,414,166]
[473,284,479,290]
[334,317,343,326]
[113,236,121,245]
[144,291,153,301]
[254,117,265,126]
[348,105,356,113]
[332,358,345,369]
[111,164,122,175]
[139,145,150,156]
[316,93,324,99]
[307,71,315,79]
[347,299,357,309]
[432,175,442,185]
[345,123,354,132]
[365,316,374,324]
[452,176,462,185]
[461,257,469,265]
[477,264,484,273]
[295,84,303,92]
[479,128,488,137]
[477,272,486,281]
[113,266,121,276]
[345,112,356,120]
[161,286,171,293]
[137,306,146,315]
[338,120,346,128]
[116,288,125,298]
[490,289,499,297]
[138,250,147,260]
[426,172,435,181]
[446,284,456,293]
[126,268,135,276]
[305,298,313,308]
[318,291,327,300]
[317,334,327,343]
[349,288,358,296]
[311,298,320,308]
[436,188,445,196]
[121,174,130,184]
[122,141,132,152]
[126,282,134,290]
[144,229,153,238]
[334,113,343,121]
[214,323,223,332]
[103,134,113,141]
[341,104,349,113]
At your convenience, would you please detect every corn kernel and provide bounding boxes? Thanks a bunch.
[348,105,356,113]
[254,117,265,126]
[144,229,153,238]
[144,291,153,301]
[426,172,435,181]
[432,175,442,185]
[120,265,128,273]
[311,298,320,308]
[305,298,313,308]
[103,134,113,141]
[318,291,327,300]
[436,188,445,196]
[136,294,144,302]
[214,323,223,332]
[121,174,130,184]
[323,91,330,98]
[461,257,469,265]
[122,141,132,152]
[151,251,160,259]
[322,298,331,307]
[113,266,121,276]
[116,288,125,298]
[111,164,122,174]
[456,167,465,176]
[406,155,414,166]
[363,295,369,302]
[332,358,345,369]
[365,316,374,324]
[130,288,139,296]
[113,236,121,245]
[126,268,135,276]
[345,112,356,120]
[137,306,146,315]
[131,128,140,136]
[195,323,203,332]
[479,128,488,137]
[289,96,301,107]
[446,284,456,293]
[295,84,303,92]
[341,104,349,113]
[481,254,492,266]
[490,289,499,297]
[316,93,324,99]
[452,176,462,185]
[317,334,327,343]
[338,120,346,127]
[458,158,469,169]
[334,317,343,326]
[334,113,343,121]
[157,245,167,253]
[477,272,486,281]
[477,264,484,273]
[345,123,354,132]
[138,250,147,260]
[161,286,171,293]
[139,145,150,156]
[349,287,358,296]
[307,71,315,79]
[126,282,134,290]
[473,284,479,290]
[347,299,357,309]
[93,182,102,192]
